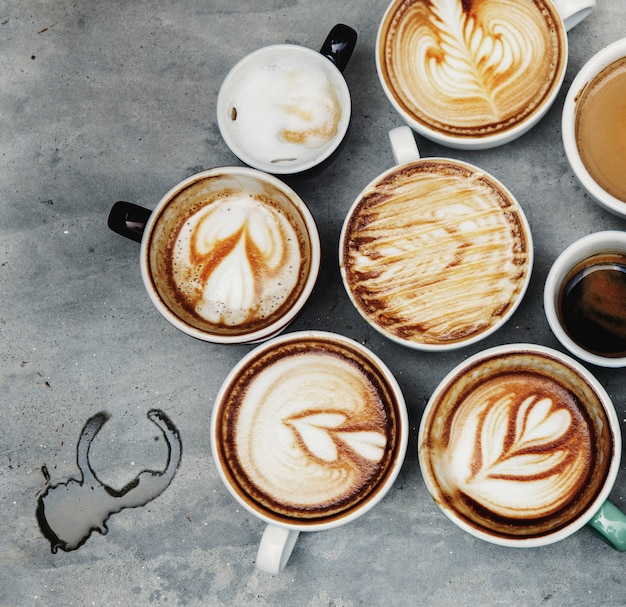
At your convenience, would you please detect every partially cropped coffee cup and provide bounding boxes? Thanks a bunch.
[418,343,626,550]
[376,0,595,149]
[108,167,320,344]
[211,331,408,573]
[339,126,532,351]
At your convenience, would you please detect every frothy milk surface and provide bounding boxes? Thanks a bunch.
[341,160,531,347]
[215,338,401,523]
[377,0,565,138]
[220,47,348,170]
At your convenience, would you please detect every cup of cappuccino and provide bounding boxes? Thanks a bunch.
[211,331,408,573]
[376,0,595,149]
[419,343,626,551]
[108,167,320,344]
[339,126,532,351]
[562,38,626,218]
[544,231,626,367]
[217,24,357,175]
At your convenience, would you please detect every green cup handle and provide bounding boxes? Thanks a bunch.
[588,501,626,551]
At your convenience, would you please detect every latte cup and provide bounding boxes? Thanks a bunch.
[418,343,626,550]
[376,0,594,150]
[217,24,357,175]
[562,38,626,218]
[211,331,408,573]
[339,126,533,351]
[108,167,321,344]
[544,231,626,367]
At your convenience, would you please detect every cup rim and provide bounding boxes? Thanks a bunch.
[216,43,352,175]
[543,230,626,367]
[210,330,409,532]
[339,156,534,351]
[562,37,626,218]
[139,166,321,344]
[375,0,568,150]
[417,342,622,548]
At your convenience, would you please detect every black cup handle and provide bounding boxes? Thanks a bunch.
[320,24,357,73]
[108,201,152,243]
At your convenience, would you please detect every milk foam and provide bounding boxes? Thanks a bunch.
[170,193,302,328]
[224,50,345,168]
[232,350,390,512]
[343,161,530,346]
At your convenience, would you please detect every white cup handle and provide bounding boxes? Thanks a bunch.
[551,0,595,31]
[256,525,300,574]
[389,126,421,165]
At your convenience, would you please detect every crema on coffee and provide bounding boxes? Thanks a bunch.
[213,334,405,525]
[377,0,566,140]
[340,159,531,348]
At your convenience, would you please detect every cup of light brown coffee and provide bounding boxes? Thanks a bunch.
[211,330,408,573]
[376,0,595,149]
[108,167,320,344]
[418,343,626,550]
[562,38,626,218]
[339,126,533,351]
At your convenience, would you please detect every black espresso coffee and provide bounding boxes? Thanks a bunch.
[213,333,405,525]
[419,347,614,541]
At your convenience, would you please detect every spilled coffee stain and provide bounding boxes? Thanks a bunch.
[36,409,182,553]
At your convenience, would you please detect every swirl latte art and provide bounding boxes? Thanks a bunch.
[378,0,566,138]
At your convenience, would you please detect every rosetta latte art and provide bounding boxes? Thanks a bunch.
[381,0,563,135]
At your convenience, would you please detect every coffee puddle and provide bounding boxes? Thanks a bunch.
[36,409,182,553]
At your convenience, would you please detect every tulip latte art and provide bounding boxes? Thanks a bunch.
[214,336,403,523]
[377,0,566,139]
[341,160,530,347]
[419,349,614,540]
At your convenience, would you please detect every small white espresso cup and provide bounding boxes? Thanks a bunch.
[211,331,408,573]
[217,25,356,175]
[562,38,626,218]
[376,0,594,150]
[544,230,626,367]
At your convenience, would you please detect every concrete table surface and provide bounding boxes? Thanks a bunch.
[2,1,625,605]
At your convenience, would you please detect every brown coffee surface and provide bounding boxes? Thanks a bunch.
[378,0,565,138]
[575,57,626,202]
[420,350,613,539]
[147,173,312,337]
[341,160,530,346]
[214,336,403,525]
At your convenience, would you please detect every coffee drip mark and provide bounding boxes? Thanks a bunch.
[286,411,386,463]
[36,410,182,553]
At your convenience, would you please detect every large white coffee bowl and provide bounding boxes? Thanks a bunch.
[211,330,409,573]
[418,343,625,550]
[137,167,321,344]
[562,38,626,219]
[544,230,626,367]
[339,126,533,351]
[375,0,594,150]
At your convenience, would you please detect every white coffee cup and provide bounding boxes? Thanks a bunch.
[108,167,320,344]
[217,25,356,175]
[544,230,626,367]
[339,126,533,351]
[376,0,594,150]
[418,343,626,551]
[562,38,626,218]
[211,331,408,573]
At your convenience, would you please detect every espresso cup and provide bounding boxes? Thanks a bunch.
[108,167,320,344]
[339,126,533,351]
[211,330,408,573]
[217,24,357,175]
[376,0,594,150]
[562,38,626,218]
[544,231,626,367]
[418,343,626,550]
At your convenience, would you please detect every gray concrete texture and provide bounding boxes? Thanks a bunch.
[2,0,626,605]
